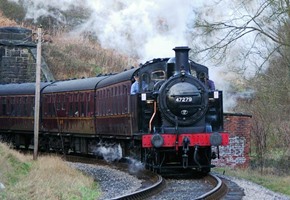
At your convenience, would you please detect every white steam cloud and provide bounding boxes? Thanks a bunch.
[92,144,122,162]
[125,157,145,174]
[77,0,198,61]
[10,0,198,61]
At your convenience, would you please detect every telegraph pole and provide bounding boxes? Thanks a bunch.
[33,26,42,160]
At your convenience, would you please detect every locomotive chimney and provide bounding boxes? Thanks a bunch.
[173,46,191,75]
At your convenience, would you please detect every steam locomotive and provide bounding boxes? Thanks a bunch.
[0,46,228,173]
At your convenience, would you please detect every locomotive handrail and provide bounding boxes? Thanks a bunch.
[148,101,157,133]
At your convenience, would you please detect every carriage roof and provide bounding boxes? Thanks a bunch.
[0,82,51,96]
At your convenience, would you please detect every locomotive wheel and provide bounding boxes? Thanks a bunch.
[143,149,159,172]
[152,150,161,173]
[199,147,212,173]
[24,137,30,150]
[143,149,152,170]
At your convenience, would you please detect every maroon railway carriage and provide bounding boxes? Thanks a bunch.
[40,70,141,153]
[0,69,143,153]
[0,46,229,173]
[0,83,50,148]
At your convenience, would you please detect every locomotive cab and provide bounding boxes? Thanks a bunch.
[138,61,167,93]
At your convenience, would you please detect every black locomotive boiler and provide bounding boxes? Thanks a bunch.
[0,46,228,173]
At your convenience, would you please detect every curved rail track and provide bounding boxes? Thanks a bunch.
[111,173,165,200]
[65,155,228,199]
[19,152,228,199]
[64,154,166,200]
[196,174,228,200]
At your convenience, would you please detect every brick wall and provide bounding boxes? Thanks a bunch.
[213,113,252,168]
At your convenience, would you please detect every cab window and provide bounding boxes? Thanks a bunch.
[140,70,166,92]
[151,70,165,81]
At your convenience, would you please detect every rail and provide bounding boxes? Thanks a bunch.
[111,173,165,200]
[195,173,228,200]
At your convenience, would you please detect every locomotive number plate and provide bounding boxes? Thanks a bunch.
[175,97,193,102]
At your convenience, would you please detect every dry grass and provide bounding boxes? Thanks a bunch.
[0,142,100,200]
[213,167,290,196]
[43,34,138,80]
[0,11,18,26]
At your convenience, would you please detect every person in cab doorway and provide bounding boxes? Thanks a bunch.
[130,73,140,94]
[198,72,215,91]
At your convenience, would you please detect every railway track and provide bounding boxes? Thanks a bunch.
[113,172,228,200]
[65,154,228,199]
[196,174,228,200]
[65,154,166,199]
[111,173,165,200]
[13,150,229,199]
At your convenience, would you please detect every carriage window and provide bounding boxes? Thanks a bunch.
[2,98,6,116]
[31,97,35,116]
[11,97,15,116]
[87,101,90,116]
[23,97,27,116]
[81,102,85,116]
[87,93,90,101]
[56,95,61,110]
[69,102,73,116]
[48,103,52,116]
[75,102,79,117]
[64,96,69,112]
[79,93,84,116]
[107,89,111,115]
[17,97,21,116]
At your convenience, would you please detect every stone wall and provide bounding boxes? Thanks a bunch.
[0,27,36,84]
[0,46,36,83]
[0,27,54,84]
[213,113,252,168]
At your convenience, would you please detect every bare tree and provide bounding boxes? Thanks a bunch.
[191,0,290,173]
[192,0,290,76]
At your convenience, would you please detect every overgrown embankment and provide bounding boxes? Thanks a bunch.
[214,167,290,197]
[0,143,100,200]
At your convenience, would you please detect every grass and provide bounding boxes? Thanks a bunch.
[1,142,290,199]
[0,142,101,200]
[213,167,290,197]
